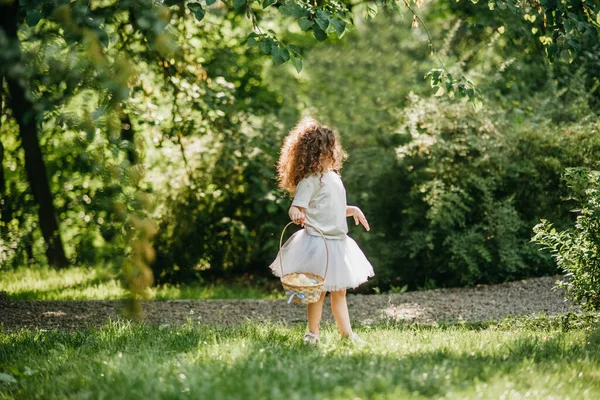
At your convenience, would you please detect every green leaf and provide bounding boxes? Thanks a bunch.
[278,4,292,15]
[279,3,304,17]
[312,25,327,41]
[194,8,206,21]
[187,2,202,12]
[271,45,290,65]
[247,32,259,47]
[472,98,483,113]
[96,29,109,48]
[426,69,445,87]
[298,17,313,31]
[187,3,206,21]
[233,0,247,9]
[366,4,378,20]
[560,49,573,63]
[83,15,101,29]
[288,44,301,55]
[315,10,329,31]
[260,38,273,54]
[292,56,303,73]
[262,0,276,8]
[567,38,581,51]
[330,18,346,37]
[25,10,42,27]
[545,43,558,61]
[206,0,218,5]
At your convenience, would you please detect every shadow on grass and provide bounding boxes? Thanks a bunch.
[189,327,600,398]
[2,322,600,399]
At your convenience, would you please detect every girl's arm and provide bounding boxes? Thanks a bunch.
[289,206,306,226]
[346,205,370,231]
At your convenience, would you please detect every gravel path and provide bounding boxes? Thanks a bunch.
[0,276,573,331]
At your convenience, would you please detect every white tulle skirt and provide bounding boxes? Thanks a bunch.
[269,229,375,292]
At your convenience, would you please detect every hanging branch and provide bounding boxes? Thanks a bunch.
[402,0,448,74]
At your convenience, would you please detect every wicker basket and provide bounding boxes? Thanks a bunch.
[278,221,329,304]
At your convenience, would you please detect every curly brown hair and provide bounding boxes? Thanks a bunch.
[277,117,347,194]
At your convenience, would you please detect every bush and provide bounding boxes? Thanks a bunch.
[358,94,600,290]
[362,95,530,288]
[533,168,600,311]
[150,116,289,283]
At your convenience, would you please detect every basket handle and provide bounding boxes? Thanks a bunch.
[278,221,329,281]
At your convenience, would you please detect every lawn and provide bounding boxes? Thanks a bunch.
[2,268,598,398]
[0,267,281,300]
[1,318,599,399]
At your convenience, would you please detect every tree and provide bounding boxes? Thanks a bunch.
[0,0,596,275]
[0,2,68,267]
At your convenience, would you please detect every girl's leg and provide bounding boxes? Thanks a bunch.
[307,291,327,336]
[330,289,352,336]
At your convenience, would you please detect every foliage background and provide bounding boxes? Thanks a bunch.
[1,0,599,293]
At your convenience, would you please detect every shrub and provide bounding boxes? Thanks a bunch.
[356,94,600,290]
[533,168,600,311]
[150,117,289,283]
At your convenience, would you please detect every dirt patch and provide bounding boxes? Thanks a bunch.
[0,276,574,331]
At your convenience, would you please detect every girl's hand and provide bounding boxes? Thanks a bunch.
[289,206,306,226]
[348,206,370,231]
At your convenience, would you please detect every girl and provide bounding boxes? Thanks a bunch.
[269,117,374,344]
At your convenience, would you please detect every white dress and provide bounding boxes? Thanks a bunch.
[269,171,374,291]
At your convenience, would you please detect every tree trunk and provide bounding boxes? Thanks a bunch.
[0,74,5,195]
[0,3,69,267]
[0,73,12,231]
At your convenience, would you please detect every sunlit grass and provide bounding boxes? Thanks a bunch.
[1,320,599,399]
[0,267,282,300]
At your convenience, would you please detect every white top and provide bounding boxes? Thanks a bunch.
[292,171,348,239]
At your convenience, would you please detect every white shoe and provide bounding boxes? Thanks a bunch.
[303,332,319,345]
[345,333,367,345]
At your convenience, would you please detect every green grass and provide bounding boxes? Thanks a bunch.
[0,267,281,300]
[1,320,600,399]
